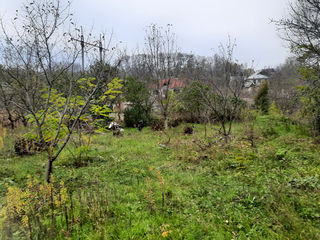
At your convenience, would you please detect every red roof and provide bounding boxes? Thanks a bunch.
[160,78,187,89]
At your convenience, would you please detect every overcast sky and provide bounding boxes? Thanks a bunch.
[1,0,292,69]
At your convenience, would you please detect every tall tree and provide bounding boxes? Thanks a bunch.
[143,24,179,129]
[201,38,247,142]
[123,77,153,127]
[274,0,320,134]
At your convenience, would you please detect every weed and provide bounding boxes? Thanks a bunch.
[0,117,320,239]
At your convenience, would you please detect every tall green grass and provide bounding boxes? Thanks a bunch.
[0,117,319,239]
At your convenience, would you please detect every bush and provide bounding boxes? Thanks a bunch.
[254,82,270,114]
[14,137,49,155]
[176,82,209,123]
[184,126,193,135]
[269,101,283,116]
[150,118,164,131]
[169,118,183,128]
[124,105,152,128]
[123,77,153,128]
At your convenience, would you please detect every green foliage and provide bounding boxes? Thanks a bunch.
[90,77,123,132]
[269,101,283,116]
[124,77,149,104]
[0,166,14,180]
[275,148,288,160]
[26,89,69,142]
[123,77,153,127]
[211,94,247,121]
[1,118,320,239]
[289,176,320,190]
[297,66,320,135]
[174,82,209,123]
[26,77,123,141]
[124,105,152,128]
[254,82,270,114]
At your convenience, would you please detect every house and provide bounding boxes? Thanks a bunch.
[159,78,188,91]
[154,78,188,98]
[245,68,275,91]
[112,78,188,120]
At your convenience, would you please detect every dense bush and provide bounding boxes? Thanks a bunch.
[173,82,209,123]
[184,126,193,134]
[124,105,152,128]
[123,77,153,128]
[150,118,165,131]
[14,137,49,155]
[254,82,270,114]
[169,118,183,128]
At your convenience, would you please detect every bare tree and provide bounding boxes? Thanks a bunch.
[269,57,302,113]
[274,0,320,65]
[0,0,121,182]
[201,38,247,142]
[0,67,16,129]
[143,24,179,129]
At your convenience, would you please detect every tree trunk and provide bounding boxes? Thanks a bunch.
[204,122,207,138]
[164,117,168,130]
[221,122,228,143]
[228,120,233,136]
[45,158,53,183]
[8,114,15,130]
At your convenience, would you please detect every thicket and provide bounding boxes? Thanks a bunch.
[274,0,320,135]
[254,82,270,114]
[123,77,153,128]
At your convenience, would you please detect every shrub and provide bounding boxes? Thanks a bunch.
[176,82,209,123]
[150,118,164,131]
[14,137,49,155]
[169,118,183,128]
[184,126,193,135]
[269,101,283,116]
[0,176,113,239]
[254,82,270,114]
[124,105,152,128]
[123,77,153,128]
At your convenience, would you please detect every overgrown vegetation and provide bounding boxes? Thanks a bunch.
[0,0,320,239]
[123,77,153,128]
[254,82,270,115]
[0,115,319,239]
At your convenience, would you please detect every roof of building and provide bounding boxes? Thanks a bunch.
[247,73,269,80]
[159,78,188,89]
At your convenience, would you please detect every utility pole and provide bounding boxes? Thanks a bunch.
[81,27,85,73]
[71,27,108,73]
[99,34,103,63]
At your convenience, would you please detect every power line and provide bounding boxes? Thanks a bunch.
[70,27,109,73]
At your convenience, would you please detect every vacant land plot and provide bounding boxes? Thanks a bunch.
[0,116,319,239]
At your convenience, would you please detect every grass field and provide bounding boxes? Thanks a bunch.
[0,115,320,239]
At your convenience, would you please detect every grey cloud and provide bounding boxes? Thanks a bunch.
[1,0,291,68]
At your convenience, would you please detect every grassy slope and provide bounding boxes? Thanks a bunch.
[0,116,320,239]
